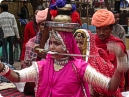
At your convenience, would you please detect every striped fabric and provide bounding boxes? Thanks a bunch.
[0,88,34,97]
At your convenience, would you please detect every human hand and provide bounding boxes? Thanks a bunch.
[17,38,20,41]
[15,38,21,43]
[107,41,124,57]
[0,62,3,70]
[34,45,47,59]
[37,51,46,59]
[116,55,129,72]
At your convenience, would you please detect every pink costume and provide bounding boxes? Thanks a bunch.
[36,32,90,97]
[36,57,88,97]
[14,31,114,97]
[33,32,109,97]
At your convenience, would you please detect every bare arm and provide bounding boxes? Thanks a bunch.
[84,53,128,91]
[108,54,129,91]
[108,69,123,91]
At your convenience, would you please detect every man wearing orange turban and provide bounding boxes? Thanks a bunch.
[91,9,128,96]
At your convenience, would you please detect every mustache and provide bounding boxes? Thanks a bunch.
[98,33,106,36]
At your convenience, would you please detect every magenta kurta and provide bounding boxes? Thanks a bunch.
[35,58,89,97]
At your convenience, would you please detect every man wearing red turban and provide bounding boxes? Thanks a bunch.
[92,9,128,96]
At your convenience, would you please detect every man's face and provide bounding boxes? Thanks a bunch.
[114,13,119,24]
[96,26,112,40]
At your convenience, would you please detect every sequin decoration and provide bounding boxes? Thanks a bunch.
[54,57,69,71]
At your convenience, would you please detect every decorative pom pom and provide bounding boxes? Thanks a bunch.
[50,4,57,10]
[50,10,58,17]
[71,11,81,24]
[71,4,76,12]
[56,0,66,8]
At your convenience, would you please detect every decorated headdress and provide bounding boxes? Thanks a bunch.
[46,0,81,32]
[45,0,82,59]
[74,29,90,61]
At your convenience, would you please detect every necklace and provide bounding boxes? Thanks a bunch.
[54,57,69,71]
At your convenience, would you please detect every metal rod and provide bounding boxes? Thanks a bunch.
[35,48,98,57]
[53,52,98,57]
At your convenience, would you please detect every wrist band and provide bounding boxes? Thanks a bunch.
[3,68,11,77]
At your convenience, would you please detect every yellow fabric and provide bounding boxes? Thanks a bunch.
[125,38,129,50]
[74,29,87,57]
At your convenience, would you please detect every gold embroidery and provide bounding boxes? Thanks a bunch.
[54,63,64,71]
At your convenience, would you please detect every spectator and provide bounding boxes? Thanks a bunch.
[20,5,44,67]
[16,13,27,50]
[21,1,29,22]
[23,8,48,68]
[0,4,20,65]
[74,29,123,96]
[112,11,126,43]
[92,9,127,92]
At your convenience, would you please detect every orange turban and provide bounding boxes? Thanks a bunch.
[91,9,115,27]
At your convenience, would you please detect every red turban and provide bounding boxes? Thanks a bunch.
[91,9,115,27]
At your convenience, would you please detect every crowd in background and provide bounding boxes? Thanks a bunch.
[0,1,128,97]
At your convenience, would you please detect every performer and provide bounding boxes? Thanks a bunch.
[74,29,123,96]
[0,1,128,97]
[112,11,126,43]
[92,9,128,92]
